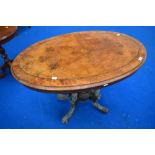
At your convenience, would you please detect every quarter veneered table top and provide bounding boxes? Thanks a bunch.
[11,31,146,92]
[0,26,17,43]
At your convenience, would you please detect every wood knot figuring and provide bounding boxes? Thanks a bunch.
[39,56,47,62]
[46,47,54,52]
[50,63,58,70]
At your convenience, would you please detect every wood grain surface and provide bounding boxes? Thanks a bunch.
[0,26,17,43]
[11,31,146,92]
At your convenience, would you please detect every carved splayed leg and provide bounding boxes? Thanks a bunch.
[0,46,12,78]
[90,89,108,113]
[62,93,78,124]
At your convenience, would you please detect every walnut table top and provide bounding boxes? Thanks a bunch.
[11,31,146,93]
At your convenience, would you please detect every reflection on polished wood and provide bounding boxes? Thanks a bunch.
[0,26,17,43]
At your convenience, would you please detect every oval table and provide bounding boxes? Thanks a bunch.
[0,26,17,78]
[11,31,146,124]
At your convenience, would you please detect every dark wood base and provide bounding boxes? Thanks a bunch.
[58,89,108,124]
[0,45,12,79]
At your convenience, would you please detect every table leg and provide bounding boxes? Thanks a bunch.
[57,94,68,101]
[60,89,108,124]
[62,93,78,124]
[90,89,109,113]
[0,45,12,79]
